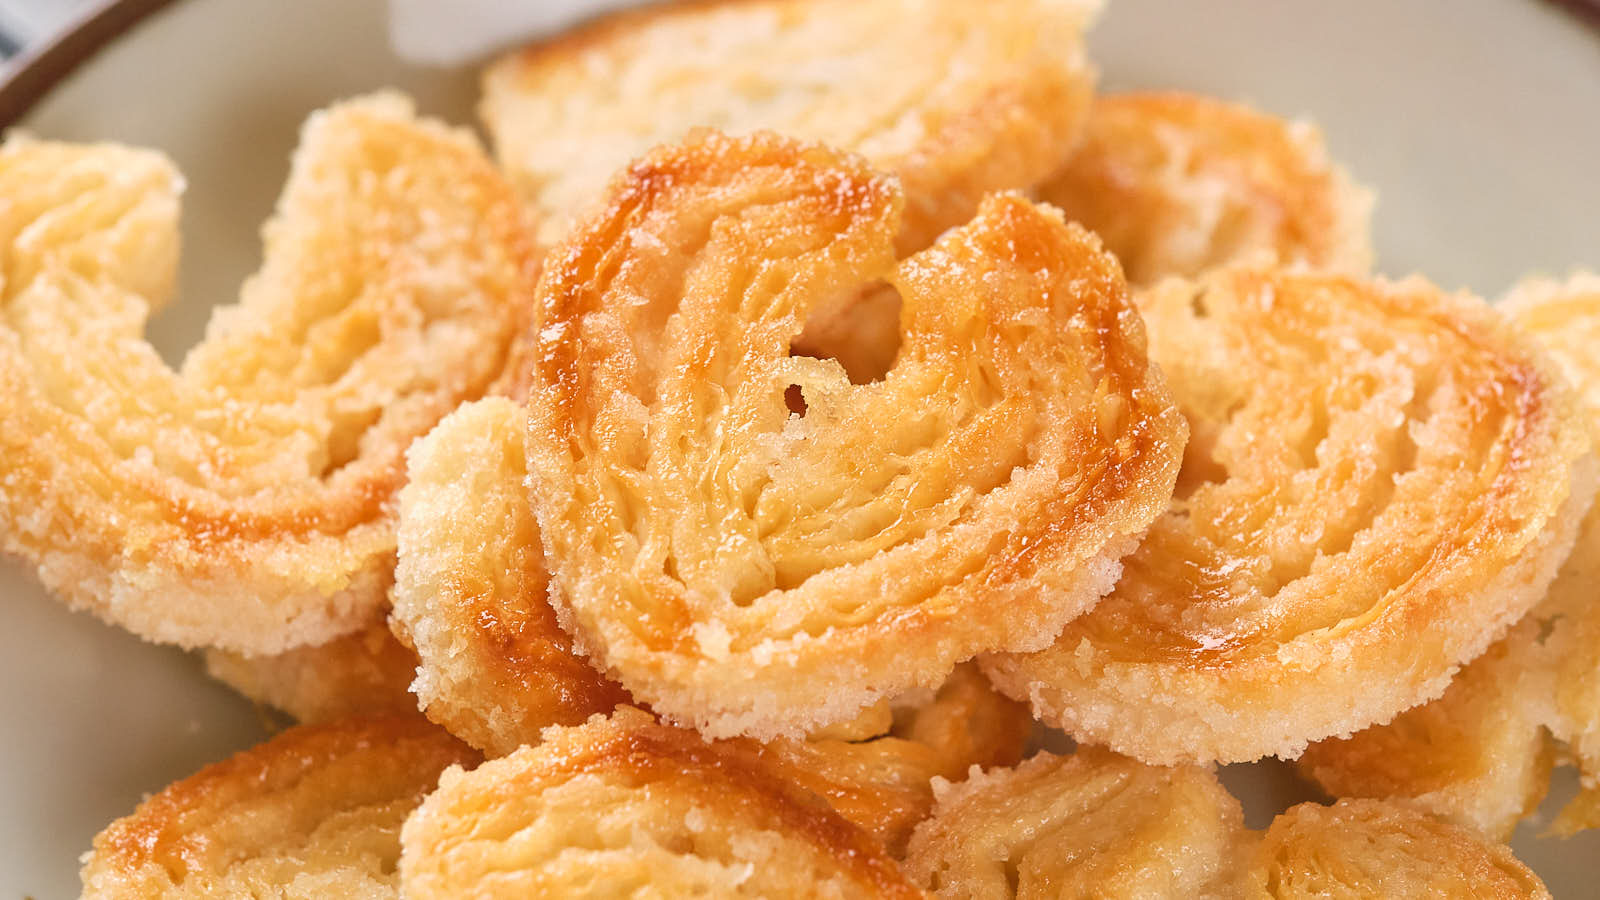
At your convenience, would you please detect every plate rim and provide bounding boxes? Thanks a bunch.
[0,0,178,129]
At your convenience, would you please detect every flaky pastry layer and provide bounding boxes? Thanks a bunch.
[1038,92,1373,286]
[0,94,538,653]
[1301,272,1600,835]
[482,0,1101,252]
[984,266,1597,763]
[905,750,1548,899]
[399,708,924,898]
[81,716,478,899]
[524,130,1186,739]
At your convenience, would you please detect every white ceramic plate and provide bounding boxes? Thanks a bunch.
[1,0,1596,896]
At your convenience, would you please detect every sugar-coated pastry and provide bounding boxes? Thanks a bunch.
[81,716,478,899]
[1247,799,1550,899]
[399,708,926,898]
[482,0,1101,252]
[1301,272,1600,835]
[1296,619,1553,840]
[1038,92,1373,286]
[204,616,419,724]
[0,93,538,654]
[905,750,1549,899]
[904,748,1249,899]
[390,397,631,757]
[523,130,1186,739]
[984,266,1597,763]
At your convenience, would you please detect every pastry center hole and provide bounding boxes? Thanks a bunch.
[789,280,903,384]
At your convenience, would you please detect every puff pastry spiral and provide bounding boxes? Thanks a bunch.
[523,130,1186,739]
[984,266,1597,763]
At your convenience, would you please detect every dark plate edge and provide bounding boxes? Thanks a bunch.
[0,0,181,130]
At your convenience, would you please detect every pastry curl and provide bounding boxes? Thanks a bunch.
[1300,272,1600,835]
[1038,92,1373,286]
[0,94,538,653]
[1248,799,1549,899]
[904,748,1249,898]
[983,266,1597,763]
[398,708,925,898]
[904,750,1548,899]
[81,716,478,899]
[524,130,1187,739]
[202,616,420,725]
[482,0,1101,252]
[391,397,632,757]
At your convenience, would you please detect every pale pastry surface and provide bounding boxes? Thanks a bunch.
[1038,91,1373,285]
[391,397,631,757]
[1300,272,1600,835]
[203,616,420,725]
[524,130,1186,740]
[482,0,1102,252]
[984,265,1597,763]
[0,93,538,654]
[399,708,926,899]
[81,716,478,899]
[905,750,1549,899]
[904,748,1249,899]
[1247,799,1550,899]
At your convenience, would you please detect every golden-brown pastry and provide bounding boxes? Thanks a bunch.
[1038,92,1373,286]
[904,750,1549,899]
[523,130,1186,740]
[904,748,1250,898]
[0,93,537,654]
[1296,619,1553,840]
[81,716,478,899]
[390,397,632,757]
[482,0,1101,252]
[1300,272,1600,835]
[399,708,926,898]
[984,266,1597,764]
[202,616,420,724]
[1246,799,1550,899]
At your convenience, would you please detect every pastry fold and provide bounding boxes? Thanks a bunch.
[1038,92,1373,285]
[481,0,1102,252]
[399,708,925,898]
[80,716,478,899]
[983,265,1597,763]
[523,130,1186,739]
[202,617,420,725]
[1301,273,1600,836]
[904,749,1549,899]
[0,93,537,653]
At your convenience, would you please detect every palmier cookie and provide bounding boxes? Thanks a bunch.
[482,0,1101,252]
[81,716,478,899]
[523,130,1187,740]
[390,397,632,757]
[904,750,1549,899]
[1038,91,1374,286]
[0,93,538,653]
[983,265,1598,764]
[399,708,925,898]
[202,616,420,725]
[1301,272,1600,836]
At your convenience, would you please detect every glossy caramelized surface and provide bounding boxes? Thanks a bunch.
[81,716,478,899]
[0,94,538,654]
[1039,92,1372,285]
[399,708,925,899]
[984,265,1597,763]
[1301,273,1600,836]
[523,130,1186,740]
[391,397,632,757]
[481,0,1101,251]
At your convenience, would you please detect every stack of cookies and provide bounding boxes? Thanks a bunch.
[2,1,1594,897]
